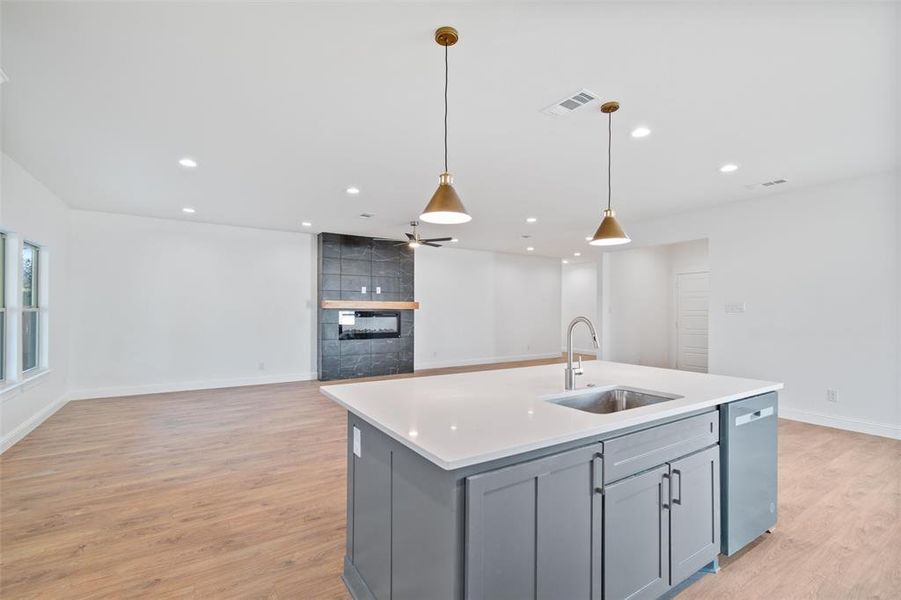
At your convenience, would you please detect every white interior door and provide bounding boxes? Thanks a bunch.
[676,272,709,373]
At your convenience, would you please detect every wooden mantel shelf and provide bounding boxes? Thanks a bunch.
[320,300,420,310]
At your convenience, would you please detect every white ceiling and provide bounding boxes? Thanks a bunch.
[2,1,897,260]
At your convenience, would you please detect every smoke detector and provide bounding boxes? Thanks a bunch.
[745,178,788,191]
[541,89,599,116]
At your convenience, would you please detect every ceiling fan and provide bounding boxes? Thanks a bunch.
[379,221,453,248]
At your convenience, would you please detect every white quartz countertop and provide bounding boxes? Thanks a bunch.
[320,360,783,470]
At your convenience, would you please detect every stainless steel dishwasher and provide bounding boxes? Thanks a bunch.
[720,392,778,555]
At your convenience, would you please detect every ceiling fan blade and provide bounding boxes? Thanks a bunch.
[422,237,453,243]
[404,233,415,241]
[423,242,442,247]
[374,237,400,242]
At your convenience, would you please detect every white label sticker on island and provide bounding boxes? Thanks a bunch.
[353,426,362,458]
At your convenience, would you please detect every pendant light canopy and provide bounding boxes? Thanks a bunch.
[589,101,631,246]
[420,26,472,225]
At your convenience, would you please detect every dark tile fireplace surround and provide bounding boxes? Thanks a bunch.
[317,233,414,381]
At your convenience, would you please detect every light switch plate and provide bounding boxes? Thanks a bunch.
[376,286,381,294]
[361,286,367,294]
[353,426,361,457]
[725,302,746,314]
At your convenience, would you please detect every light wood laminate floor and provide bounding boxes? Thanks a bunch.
[1,357,899,599]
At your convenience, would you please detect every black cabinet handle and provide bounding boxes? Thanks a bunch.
[673,469,683,505]
[661,472,671,509]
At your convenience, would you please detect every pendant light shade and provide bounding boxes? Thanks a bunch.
[589,208,630,246]
[589,101,631,247]
[422,172,471,224]
[420,26,471,225]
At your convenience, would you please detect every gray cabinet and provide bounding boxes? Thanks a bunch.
[466,443,603,600]
[603,465,671,600]
[670,446,721,583]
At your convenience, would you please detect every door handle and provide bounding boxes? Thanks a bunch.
[672,469,682,505]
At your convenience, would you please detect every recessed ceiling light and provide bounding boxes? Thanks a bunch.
[562,259,569,264]
[720,163,739,173]
[346,186,360,195]
[573,252,581,257]
[178,157,198,168]
[631,126,651,138]
[450,238,459,243]
[182,207,196,214]
[526,247,534,252]
[526,217,537,223]
[301,221,312,227]
[408,429,418,437]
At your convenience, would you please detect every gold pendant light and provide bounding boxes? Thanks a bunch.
[420,26,472,225]
[589,101,631,246]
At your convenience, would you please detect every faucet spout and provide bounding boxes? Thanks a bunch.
[565,316,599,391]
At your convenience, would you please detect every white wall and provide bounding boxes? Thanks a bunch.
[415,247,561,369]
[67,210,318,398]
[602,245,673,368]
[601,239,709,369]
[561,262,599,354]
[0,155,71,450]
[602,173,900,438]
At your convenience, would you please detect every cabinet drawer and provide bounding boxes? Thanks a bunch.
[604,411,719,484]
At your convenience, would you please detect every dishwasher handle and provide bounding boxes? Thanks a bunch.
[735,405,774,427]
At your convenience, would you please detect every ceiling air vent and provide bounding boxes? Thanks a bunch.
[541,89,599,116]
[359,213,375,219]
[745,178,788,191]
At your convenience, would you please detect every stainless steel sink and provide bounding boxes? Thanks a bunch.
[547,387,682,414]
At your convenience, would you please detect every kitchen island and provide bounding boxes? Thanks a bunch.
[321,360,783,600]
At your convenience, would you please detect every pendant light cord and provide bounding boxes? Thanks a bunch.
[444,43,449,173]
[607,111,612,211]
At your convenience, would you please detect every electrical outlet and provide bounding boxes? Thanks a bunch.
[826,389,838,403]
[258,362,265,371]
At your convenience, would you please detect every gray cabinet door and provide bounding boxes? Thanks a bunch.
[604,465,670,600]
[669,445,721,584]
[466,443,603,600]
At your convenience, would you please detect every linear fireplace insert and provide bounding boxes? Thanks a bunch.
[338,310,401,340]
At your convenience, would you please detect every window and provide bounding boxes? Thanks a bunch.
[22,242,39,372]
[0,233,5,381]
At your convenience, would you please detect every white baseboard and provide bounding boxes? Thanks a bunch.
[561,347,598,357]
[416,352,562,371]
[68,371,318,401]
[0,394,69,454]
[780,407,900,440]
